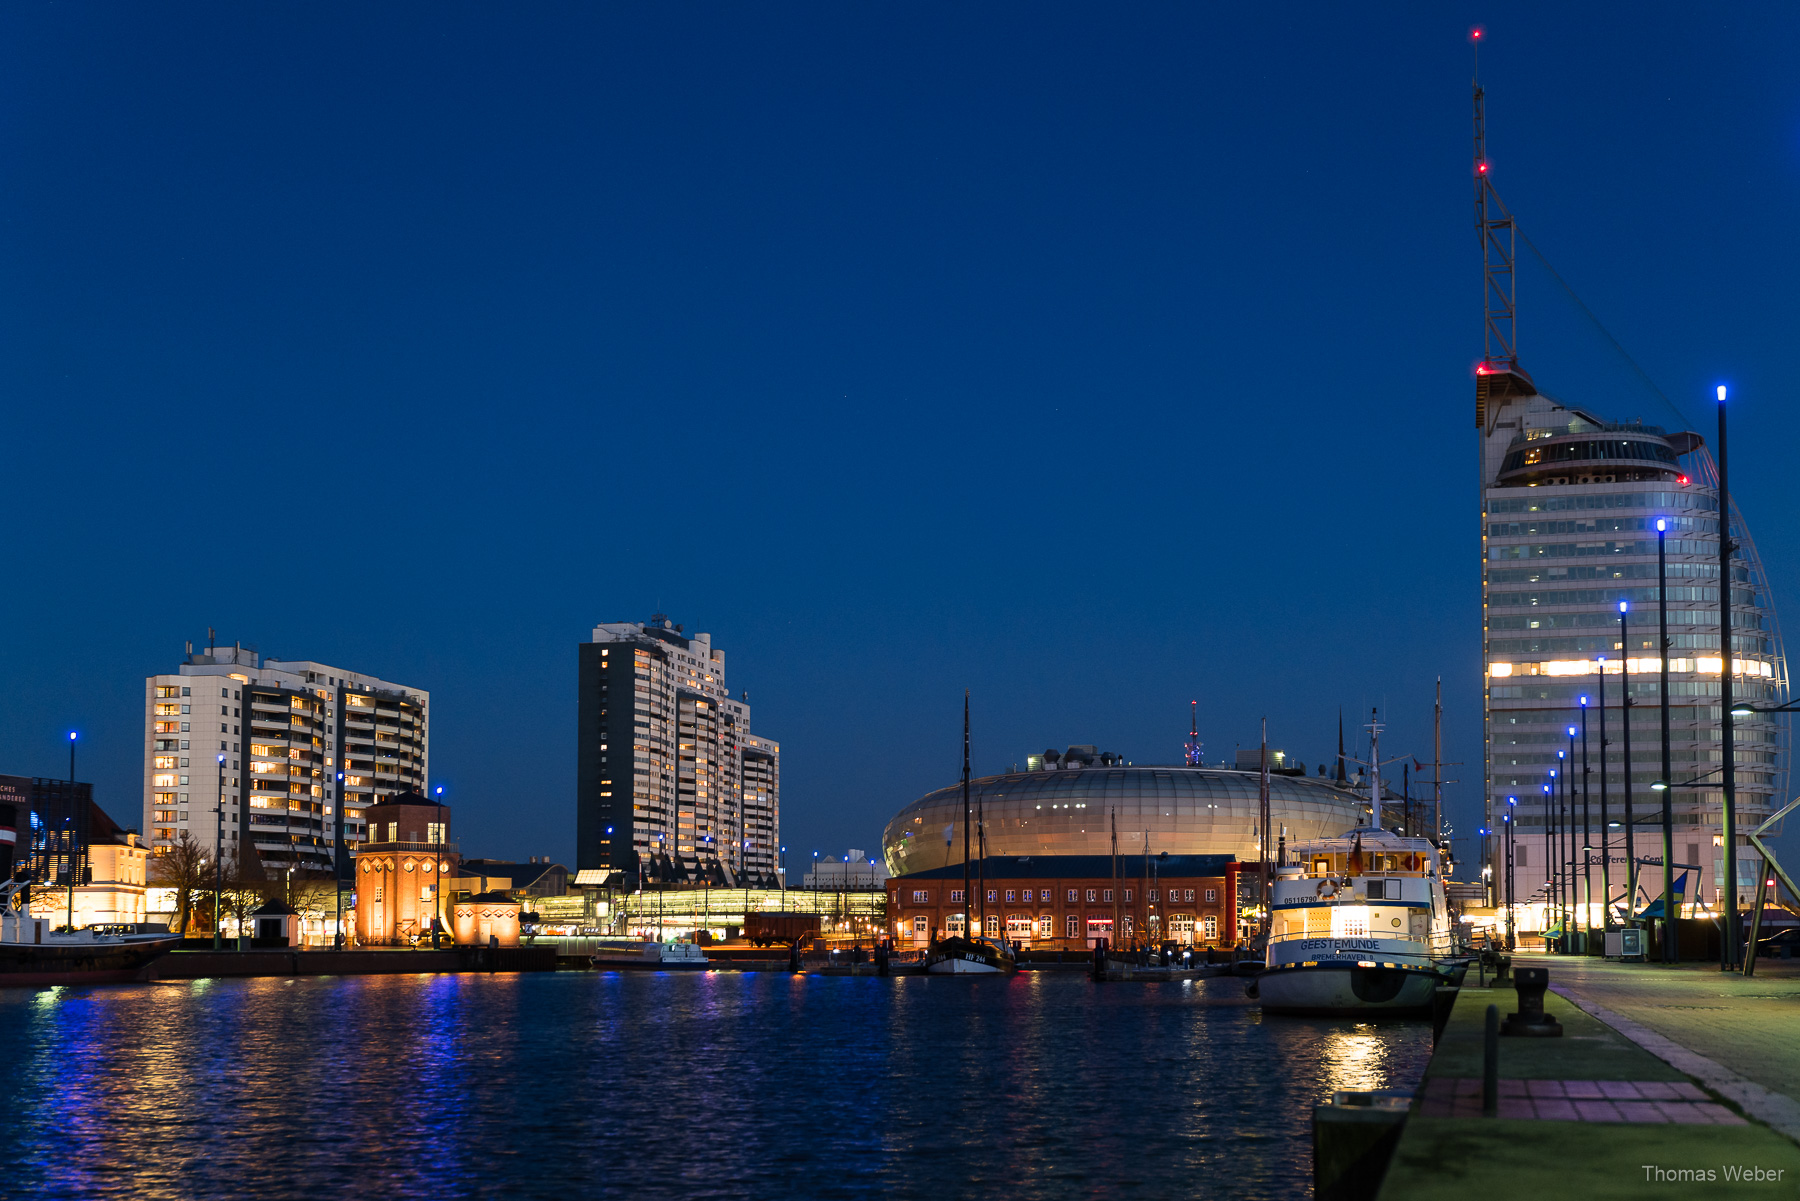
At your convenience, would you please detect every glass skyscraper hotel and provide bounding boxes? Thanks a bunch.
[1480,377,1788,923]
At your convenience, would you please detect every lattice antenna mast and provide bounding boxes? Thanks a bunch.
[1471,28,1535,427]
[1184,700,1203,766]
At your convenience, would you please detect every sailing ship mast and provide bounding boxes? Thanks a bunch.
[962,691,971,940]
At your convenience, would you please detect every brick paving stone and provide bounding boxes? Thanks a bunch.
[1562,1080,1606,1098]
[1669,1081,1706,1100]
[1695,1103,1747,1125]
[1497,1098,1534,1118]
[1575,1099,1623,1121]
[1615,1101,1664,1122]
[1596,1080,1642,1099]
[1533,1099,1579,1120]
[1525,1079,1566,1098]
[1655,1101,1712,1124]
[1632,1080,1680,1099]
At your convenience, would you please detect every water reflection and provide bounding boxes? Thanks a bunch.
[0,972,1430,1200]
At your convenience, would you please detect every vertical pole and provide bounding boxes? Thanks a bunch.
[961,691,971,943]
[1504,801,1515,950]
[213,753,225,951]
[1435,677,1444,841]
[1658,521,1677,962]
[1716,387,1738,971]
[1580,700,1593,952]
[1259,717,1270,940]
[1598,659,1612,933]
[1742,859,1769,979]
[1620,603,1638,919]
[67,734,77,931]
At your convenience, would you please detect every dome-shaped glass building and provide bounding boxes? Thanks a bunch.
[881,765,1371,876]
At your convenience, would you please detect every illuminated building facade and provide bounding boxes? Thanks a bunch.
[355,793,457,945]
[887,854,1239,950]
[576,615,780,887]
[1480,386,1787,912]
[143,641,429,872]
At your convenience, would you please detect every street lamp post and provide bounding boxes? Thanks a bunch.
[1598,657,1612,935]
[1620,600,1638,920]
[67,731,78,930]
[1657,517,1677,962]
[335,771,346,948]
[1716,383,1740,971]
[1564,732,1576,949]
[433,785,445,946]
[1580,696,1594,953]
[213,752,226,951]
[1543,780,1554,948]
[1504,800,1516,950]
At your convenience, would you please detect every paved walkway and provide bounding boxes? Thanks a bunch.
[1522,951,1800,1136]
[1377,966,1800,1200]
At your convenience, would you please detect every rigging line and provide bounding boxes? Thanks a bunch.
[1514,226,1694,432]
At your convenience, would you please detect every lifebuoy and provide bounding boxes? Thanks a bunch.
[1315,879,1339,900]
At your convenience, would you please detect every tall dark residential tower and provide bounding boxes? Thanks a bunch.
[577,616,780,887]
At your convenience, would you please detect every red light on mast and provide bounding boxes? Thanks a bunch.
[1677,474,1691,486]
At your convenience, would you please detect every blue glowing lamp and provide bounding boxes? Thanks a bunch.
[1580,696,1589,708]
[1657,518,1667,533]
[69,731,77,742]
[1568,726,1577,737]
[1718,384,1728,401]
[1619,600,1628,614]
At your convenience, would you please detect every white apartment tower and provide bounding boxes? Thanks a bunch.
[576,615,780,887]
[143,640,429,872]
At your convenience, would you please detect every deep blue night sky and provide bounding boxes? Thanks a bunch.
[4,6,1798,868]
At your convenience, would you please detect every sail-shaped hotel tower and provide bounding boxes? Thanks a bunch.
[1473,77,1788,926]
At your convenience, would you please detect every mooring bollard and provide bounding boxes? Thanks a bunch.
[1500,965,1563,1037]
[1482,1004,1499,1117]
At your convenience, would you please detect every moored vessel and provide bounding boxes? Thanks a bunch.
[922,934,1016,974]
[1256,826,1460,1016]
[589,938,711,971]
[1,880,180,986]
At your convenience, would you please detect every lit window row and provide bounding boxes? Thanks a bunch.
[1491,657,1775,678]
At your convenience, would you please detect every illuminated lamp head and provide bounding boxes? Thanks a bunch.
[1580,696,1589,707]
[1677,474,1691,486]
[1656,518,1667,533]
[1619,600,1629,614]
[1717,385,1728,401]
[1568,726,1577,737]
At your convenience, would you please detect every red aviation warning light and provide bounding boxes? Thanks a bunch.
[1677,474,1691,486]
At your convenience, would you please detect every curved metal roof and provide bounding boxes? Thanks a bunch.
[881,766,1370,876]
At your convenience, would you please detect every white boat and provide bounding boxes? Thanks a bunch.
[589,939,711,971]
[1256,825,1461,1016]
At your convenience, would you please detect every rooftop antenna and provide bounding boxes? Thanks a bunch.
[1184,700,1203,766]
[1472,25,1535,429]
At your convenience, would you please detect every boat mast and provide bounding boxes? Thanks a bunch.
[1434,678,1444,840]
[1110,808,1120,951]
[1366,707,1384,820]
[962,691,971,940]
[1259,717,1271,938]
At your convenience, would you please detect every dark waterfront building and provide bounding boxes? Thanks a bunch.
[576,615,780,888]
[888,853,1240,951]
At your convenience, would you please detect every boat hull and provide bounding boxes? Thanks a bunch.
[0,937,180,987]
[922,936,1015,975]
[1256,961,1444,1017]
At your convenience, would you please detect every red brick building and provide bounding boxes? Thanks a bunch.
[888,854,1238,950]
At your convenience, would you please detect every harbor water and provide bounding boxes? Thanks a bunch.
[2,970,1430,1200]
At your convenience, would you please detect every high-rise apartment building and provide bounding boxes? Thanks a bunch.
[143,641,429,873]
[576,615,779,887]
[1479,378,1786,913]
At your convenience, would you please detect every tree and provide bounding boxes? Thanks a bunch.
[149,831,209,936]
[220,849,272,941]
